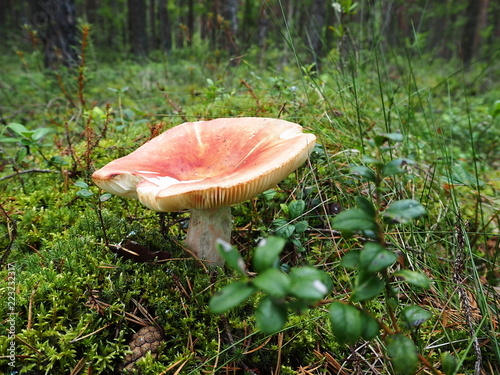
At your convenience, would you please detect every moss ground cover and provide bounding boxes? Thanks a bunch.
[0,39,499,374]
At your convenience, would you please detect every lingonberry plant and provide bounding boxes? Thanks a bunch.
[210,132,458,375]
[210,236,333,333]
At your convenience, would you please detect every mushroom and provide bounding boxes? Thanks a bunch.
[92,117,316,267]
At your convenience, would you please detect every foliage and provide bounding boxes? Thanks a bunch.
[0,17,499,374]
[212,134,444,373]
[210,236,332,333]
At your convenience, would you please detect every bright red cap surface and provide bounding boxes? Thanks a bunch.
[92,117,316,211]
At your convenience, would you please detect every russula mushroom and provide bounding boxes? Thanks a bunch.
[92,117,316,267]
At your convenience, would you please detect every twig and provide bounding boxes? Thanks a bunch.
[69,357,87,375]
[240,79,263,114]
[55,72,76,107]
[0,169,56,182]
[27,282,40,330]
[0,204,17,267]
[77,24,90,108]
[64,115,82,172]
[69,323,113,343]
[220,314,258,375]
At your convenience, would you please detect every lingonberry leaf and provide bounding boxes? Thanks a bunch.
[386,334,419,375]
[255,296,287,333]
[209,281,257,314]
[329,302,362,345]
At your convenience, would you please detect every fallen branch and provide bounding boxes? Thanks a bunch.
[0,169,56,182]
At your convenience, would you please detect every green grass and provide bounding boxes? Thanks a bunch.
[0,36,499,375]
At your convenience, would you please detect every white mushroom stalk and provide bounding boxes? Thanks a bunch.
[92,117,316,267]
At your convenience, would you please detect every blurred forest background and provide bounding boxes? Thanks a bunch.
[1,0,499,69]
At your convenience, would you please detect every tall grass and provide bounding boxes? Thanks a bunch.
[0,7,499,374]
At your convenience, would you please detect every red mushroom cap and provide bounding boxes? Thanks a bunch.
[92,117,316,212]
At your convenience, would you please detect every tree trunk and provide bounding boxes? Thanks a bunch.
[308,0,325,69]
[240,0,254,49]
[257,2,268,49]
[187,0,194,46]
[84,0,99,24]
[461,0,484,63]
[149,0,157,49]
[128,0,148,56]
[474,0,490,58]
[0,2,7,38]
[222,0,239,55]
[158,0,172,51]
[32,0,79,68]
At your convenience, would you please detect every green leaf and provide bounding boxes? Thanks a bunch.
[74,180,89,188]
[351,165,376,182]
[252,268,290,298]
[216,239,246,276]
[355,195,376,217]
[16,147,28,162]
[443,163,485,189]
[402,305,432,329]
[361,155,384,168]
[394,270,430,289]
[209,281,257,314]
[383,199,426,224]
[261,189,277,201]
[255,296,287,333]
[76,189,94,198]
[332,208,379,240]
[351,272,384,302]
[374,132,404,147]
[0,137,21,143]
[272,218,295,239]
[490,100,500,118]
[441,352,459,375]
[386,334,419,375]
[359,242,398,273]
[288,200,306,220]
[382,158,415,177]
[289,267,333,301]
[48,155,68,167]
[99,193,113,202]
[340,251,360,269]
[329,302,362,345]
[294,220,308,234]
[253,236,286,273]
[19,138,35,147]
[31,127,51,141]
[360,310,380,340]
[6,123,31,138]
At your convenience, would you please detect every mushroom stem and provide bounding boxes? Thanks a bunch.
[185,206,232,267]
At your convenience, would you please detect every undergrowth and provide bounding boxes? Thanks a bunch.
[0,29,499,375]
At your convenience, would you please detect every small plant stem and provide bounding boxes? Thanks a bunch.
[97,197,109,247]
[351,67,365,154]
[34,146,51,165]
[64,118,81,171]
[55,72,76,107]
[78,24,90,108]
[0,204,17,267]
[118,93,125,128]
[373,161,400,332]
[418,354,444,375]
[381,269,399,332]
[240,79,263,114]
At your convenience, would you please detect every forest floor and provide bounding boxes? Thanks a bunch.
[0,44,499,375]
